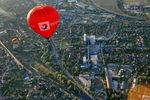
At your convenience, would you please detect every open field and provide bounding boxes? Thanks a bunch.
[124,0,150,5]
[93,0,124,14]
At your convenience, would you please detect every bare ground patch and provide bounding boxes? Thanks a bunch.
[93,0,124,14]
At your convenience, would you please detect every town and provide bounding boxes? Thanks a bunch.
[0,0,150,100]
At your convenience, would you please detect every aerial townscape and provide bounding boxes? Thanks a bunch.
[0,0,150,100]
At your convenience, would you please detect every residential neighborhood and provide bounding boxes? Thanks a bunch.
[0,0,150,100]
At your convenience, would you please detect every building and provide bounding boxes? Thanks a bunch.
[87,5,96,11]
[84,34,96,44]
[132,78,138,88]
[76,2,88,9]
[143,5,150,12]
[83,56,87,64]
[107,63,120,71]
[80,64,89,70]
[0,30,6,35]
[112,80,118,91]
[105,68,112,89]
[90,37,96,45]
[79,74,91,89]
[90,54,98,65]
[98,13,115,18]
[68,0,77,3]
[84,34,87,42]
[120,65,132,72]
[142,95,150,100]
[120,81,128,90]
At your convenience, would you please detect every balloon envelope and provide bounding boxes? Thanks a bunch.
[12,38,19,44]
[27,5,60,39]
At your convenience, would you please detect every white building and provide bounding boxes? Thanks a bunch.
[90,54,98,65]
[0,30,6,35]
[68,0,77,3]
[79,74,91,89]
[132,78,138,88]
[120,81,127,90]
[76,2,88,9]
[83,56,87,64]
[84,34,96,44]
[84,34,87,41]
[80,64,88,70]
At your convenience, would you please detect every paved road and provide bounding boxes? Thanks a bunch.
[0,40,28,71]
[50,39,94,100]
[3,43,78,99]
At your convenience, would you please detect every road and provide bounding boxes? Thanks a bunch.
[0,40,32,74]
[2,37,93,99]
[2,41,80,98]
[0,40,80,99]
[50,39,95,100]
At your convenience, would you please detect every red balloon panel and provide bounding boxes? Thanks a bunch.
[27,5,60,39]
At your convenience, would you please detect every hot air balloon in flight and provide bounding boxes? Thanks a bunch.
[11,38,19,49]
[27,5,60,39]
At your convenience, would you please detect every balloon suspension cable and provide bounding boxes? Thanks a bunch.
[46,38,50,42]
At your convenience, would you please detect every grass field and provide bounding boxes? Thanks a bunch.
[93,0,124,14]
[124,0,150,5]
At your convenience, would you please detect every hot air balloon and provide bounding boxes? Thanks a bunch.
[11,38,19,49]
[27,5,60,39]
[12,38,19,44]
